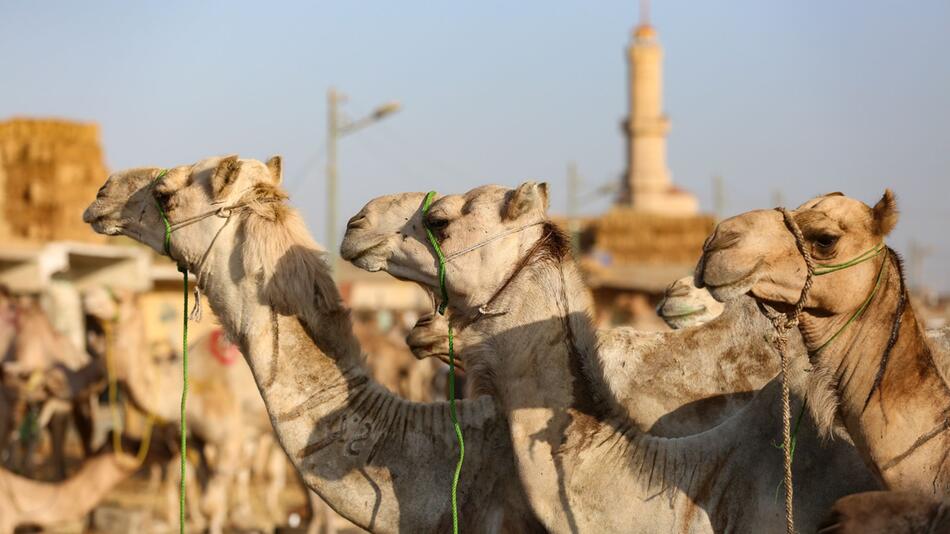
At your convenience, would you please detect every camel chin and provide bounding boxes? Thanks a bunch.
[657,303,710,329]
[705,280,754,303]
[349,254,385,273]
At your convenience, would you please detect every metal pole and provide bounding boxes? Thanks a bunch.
[713,174,725,221]
[326,88,339,274]
[567,162,580,255]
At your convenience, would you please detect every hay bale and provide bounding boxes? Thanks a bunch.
[591,208,715,264]
[0,117,108,243]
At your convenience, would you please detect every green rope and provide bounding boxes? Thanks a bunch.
[153,169,189,534]
[812,243,885,275]
[784,242,888,473]
[421,191,464,534]
[813,247,889,353]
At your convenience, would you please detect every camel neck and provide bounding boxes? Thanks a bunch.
[191,216,521,532]
[802,254,950,492]
[470,256,604,415]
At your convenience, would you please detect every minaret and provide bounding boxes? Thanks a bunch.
[621,2,698,215]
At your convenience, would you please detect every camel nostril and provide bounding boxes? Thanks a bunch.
[703,230,741,254]
[346,214,369,231]
[82,207,98,224]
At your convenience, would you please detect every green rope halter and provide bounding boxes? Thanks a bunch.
[152,169,190,534]
[813,244,889,353]
[812,242,885,276]
[421,191,464,534]
[778,225,889,503]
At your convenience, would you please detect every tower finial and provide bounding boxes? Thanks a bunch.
[639,0,651,26]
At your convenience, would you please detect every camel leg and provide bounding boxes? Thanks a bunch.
[164,453,206,531]
[48,410,69,479]
[202,435,242,534]
[0,391,12,464]
[16,403,39,475]
[306,489,333,534]
[71,397,95,458]
[228,437,262,530]
[265,440,287,525]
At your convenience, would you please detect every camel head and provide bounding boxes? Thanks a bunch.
[82,286,120,322]
[656,277,724,329]
[83,154,285,267]
[341,182,551,317]
[697,190,898,318]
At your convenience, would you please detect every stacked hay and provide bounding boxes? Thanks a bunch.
[0,118,108,243]
[592,208,715,265]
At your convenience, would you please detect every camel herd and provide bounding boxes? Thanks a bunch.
[2,153,947,533]
[1,236,442,528]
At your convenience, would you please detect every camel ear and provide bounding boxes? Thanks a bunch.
[871,189,898,236]
[210,155,241,198]
[265,155,282,185]
[504,181,549,221]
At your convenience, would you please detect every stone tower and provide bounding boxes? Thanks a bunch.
[621,5,698,215]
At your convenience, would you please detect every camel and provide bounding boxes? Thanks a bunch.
[657,276,725,330]
[84,289,440,532]
[0,452,137,534]
[0,291,103,477]
[342,189,865,439]
[696,191,950,497]
[340,183,883,532]
[818,491,950,533]
[355,318,442,403]
[83,155,544,533]
[82,286,293,532]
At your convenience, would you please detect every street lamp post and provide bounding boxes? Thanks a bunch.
[325,87,400,274]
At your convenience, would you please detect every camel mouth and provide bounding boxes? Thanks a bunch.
[657,304,707,319]
[341,237,391,272]
[702,267,760,302]
[86,216,122,236]
[83,203,122,236]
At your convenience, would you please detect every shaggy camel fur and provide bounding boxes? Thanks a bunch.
[818,491,950,533]
[697,191,950,497]
[84,155,544,533]
[340,183,879,532]
[0,452,137,534]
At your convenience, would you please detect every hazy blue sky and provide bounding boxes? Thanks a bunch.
[2,1,948,290]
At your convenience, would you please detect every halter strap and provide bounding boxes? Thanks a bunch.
[774,206,889,350]
[813,243,886,276]
[420,191,545,316]
[443,221,545,262]
[151,168,277,320]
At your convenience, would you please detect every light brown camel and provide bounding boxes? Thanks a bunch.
[657,276,725,330]
[355,318,441,403]
[342,189,862,439]
[818,491,950,533]
[83,155,544,533]
[0,452,137,534]
[340,183,879,532]
[0,292,103,477]
[697,191,950,496]
[82,287,287,532]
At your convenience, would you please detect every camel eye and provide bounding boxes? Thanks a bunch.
[153,190,175,210]
[814,234,839,249]
[425,217,449,231]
